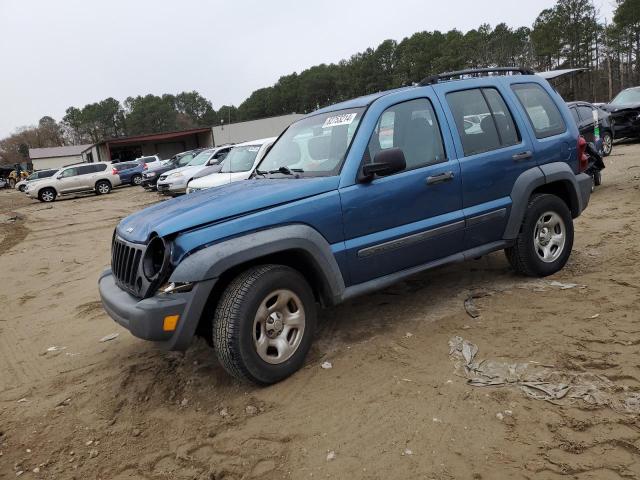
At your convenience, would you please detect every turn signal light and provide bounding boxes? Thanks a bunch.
[163,315,180,332]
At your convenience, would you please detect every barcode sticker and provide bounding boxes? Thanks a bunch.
[322,113,357,128]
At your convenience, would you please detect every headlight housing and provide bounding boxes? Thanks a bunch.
[142,236,168,280]
[167,172,183,179]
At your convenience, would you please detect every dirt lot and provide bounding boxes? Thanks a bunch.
[1,146,639,480]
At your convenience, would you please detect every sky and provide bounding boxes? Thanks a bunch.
[0,0,615,138]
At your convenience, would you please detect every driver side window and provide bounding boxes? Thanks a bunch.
[366,98,446,171]
[60,168,77,178]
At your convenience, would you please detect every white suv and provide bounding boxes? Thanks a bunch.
[25,162,122,202]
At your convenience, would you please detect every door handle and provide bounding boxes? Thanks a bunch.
[512,151,533,161]
[426,171,455,185]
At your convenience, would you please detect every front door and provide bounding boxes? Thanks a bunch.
[57,167,81,193]
[340,97,464,285]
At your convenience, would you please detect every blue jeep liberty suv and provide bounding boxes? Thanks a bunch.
[99,68,592,384]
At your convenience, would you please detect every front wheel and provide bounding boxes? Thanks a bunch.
[95,180,112,195]
[212,265,317,385]
[38,188,56,203]
[18,184,26,192]
[601,131,613,157]
[505,194,574,277]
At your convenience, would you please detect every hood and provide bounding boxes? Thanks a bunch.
[189,172,231,189]
[160,164,202,178]
[600,103,640,113]
[191,164,223,180]
[116,176,340,243]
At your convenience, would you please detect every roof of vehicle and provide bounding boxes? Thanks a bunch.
[313,87,413,115]
[311,68,543,117]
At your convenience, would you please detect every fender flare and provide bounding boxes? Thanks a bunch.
[503,163,583,240]
[169,224,345,304]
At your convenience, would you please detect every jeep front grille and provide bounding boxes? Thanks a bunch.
[112,236,143,296]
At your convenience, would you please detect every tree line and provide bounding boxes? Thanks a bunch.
[2,0,639,166]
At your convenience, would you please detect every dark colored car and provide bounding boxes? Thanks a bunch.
[141,149,203,190]
[567,101,614,156]
[112,161,144,186]
[600,86,640,140]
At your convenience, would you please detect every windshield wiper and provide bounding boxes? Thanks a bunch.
[268,166,304,175]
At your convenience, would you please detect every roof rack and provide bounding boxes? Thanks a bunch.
[419,67,534,86]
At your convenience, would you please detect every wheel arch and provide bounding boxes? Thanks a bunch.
[504,163,584,240]
[168,225,345,344]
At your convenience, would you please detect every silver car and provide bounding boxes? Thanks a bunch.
[25,162,122,202]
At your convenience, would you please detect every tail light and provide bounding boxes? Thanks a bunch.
[142,163,147,170]
[112,167,118,175]
[577,136,588,172]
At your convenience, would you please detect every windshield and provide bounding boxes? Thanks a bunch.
[611,88,640,106]
[220,145,261,173]
[177,153,195,166]
[187,149,214,166]
[257,108,365,176]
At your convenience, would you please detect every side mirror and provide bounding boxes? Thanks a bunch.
[360,148,406,182]
[56,174,63,180]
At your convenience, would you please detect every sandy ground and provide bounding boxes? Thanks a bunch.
[0,146,639,480]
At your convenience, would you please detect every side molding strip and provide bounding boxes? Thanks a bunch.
[357,220,465,258]
[466,208,507,227]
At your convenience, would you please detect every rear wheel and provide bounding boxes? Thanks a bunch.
[601,131,613,157]
[212,265,317,385]
[95,180,112,195]
[131,174,142,186]
[505,194,574,277]
[38,188,56,203]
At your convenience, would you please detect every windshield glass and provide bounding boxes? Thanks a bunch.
[611,88,640,106]
[177,153,195,166]
[187,149,214,166]
[220,145,261,173]
[257,108,365,176]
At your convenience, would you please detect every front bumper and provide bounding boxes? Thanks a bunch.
[576,172,592,213]
[156,179,187,195]
[98,269,215,350]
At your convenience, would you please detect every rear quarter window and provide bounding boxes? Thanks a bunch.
[94,163,107,172]
[512,83,566,139]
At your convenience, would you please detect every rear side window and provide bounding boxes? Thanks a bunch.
[578,106,594,122]
[511,83,566,139]
[77,165,94,175]
[94,163,107,172]
[447,88,520,157]
[569,107,580,124]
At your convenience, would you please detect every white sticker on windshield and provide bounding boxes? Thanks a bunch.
[322,113,357,128]
[247,147,259,152]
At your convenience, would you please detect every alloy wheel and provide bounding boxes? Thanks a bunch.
[252,289,306,364]
[533,211,566,263]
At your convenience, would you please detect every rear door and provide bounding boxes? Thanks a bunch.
[341,96,464,285]
[76,165,96,190]
[437,84,536,249]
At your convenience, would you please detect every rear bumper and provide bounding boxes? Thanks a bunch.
[576,172,592,213]
[98,269,215,351]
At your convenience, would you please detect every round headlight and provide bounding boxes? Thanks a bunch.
[142,236,167,280]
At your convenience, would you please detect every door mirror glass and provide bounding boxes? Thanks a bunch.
[361,148,406,181]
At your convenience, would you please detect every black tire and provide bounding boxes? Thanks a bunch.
[593,169,602,186]
[601,130,613,157]
[38,187,56,203]
[18,184,26,192]
[505,194,574,277]
[213,264,317,385]
[131,174,142,186]
[95,180,112,195]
